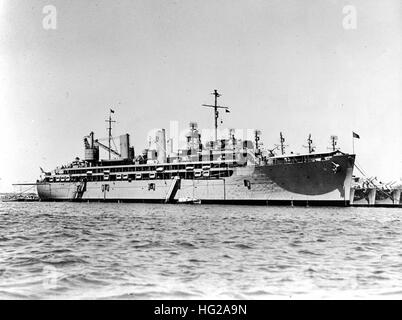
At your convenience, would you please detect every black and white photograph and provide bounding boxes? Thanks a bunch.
[0,0,401,304]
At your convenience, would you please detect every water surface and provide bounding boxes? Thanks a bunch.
[0,202,401,299]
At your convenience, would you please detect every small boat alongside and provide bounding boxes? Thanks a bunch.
[1,193,40,202]
[177,197,201,204]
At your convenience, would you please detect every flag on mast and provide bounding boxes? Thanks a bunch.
[110,109,115,113]
[352,131,360,139]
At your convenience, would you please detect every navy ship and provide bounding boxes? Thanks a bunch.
[36,90,355,205]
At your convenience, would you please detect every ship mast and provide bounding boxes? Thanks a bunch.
[106,109,116,160]
[280,132,285,155]
[308,134,313,153]
[304,134,314,153]
[202,90,230,143]
[254,130,261,154]
[330,135,338,152]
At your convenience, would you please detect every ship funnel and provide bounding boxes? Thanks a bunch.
[120,134,130,159]
[129,147,135,160]
[84,131,99,162]
[156,129,167,164]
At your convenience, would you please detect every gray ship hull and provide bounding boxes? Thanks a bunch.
[37,154,355,205]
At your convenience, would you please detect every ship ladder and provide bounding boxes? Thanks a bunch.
[75,180,87,200]
[165,176,181,203]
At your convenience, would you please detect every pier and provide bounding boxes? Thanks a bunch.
[350,186,402,208]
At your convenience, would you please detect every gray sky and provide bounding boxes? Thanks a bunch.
[0,0,401,192]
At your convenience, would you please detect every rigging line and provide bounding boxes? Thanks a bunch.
[355,161,369,177]
[374,184,394,200]
[97,136,118,142]
[354,163,367,178]
[16,184,36,194]
[112,138,118,153]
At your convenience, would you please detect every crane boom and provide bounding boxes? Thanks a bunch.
[94,140,121,157]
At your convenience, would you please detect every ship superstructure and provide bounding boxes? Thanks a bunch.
[37,90,356,205]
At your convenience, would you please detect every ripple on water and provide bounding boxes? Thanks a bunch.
[297,250,322,256]
[234,244,253,249]
[175,241,197,249]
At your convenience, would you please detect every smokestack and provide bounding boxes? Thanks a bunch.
[90,131,94,148]
[120,134,130,159]
[129,147,135,160]
[156,129,166,164]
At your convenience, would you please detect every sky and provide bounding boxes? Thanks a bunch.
[0,0,401,192]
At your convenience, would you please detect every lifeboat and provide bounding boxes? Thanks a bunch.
[178,197,201,204]
[194,169,202,178]
[103,169,110,181]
